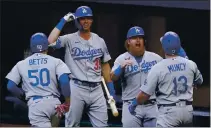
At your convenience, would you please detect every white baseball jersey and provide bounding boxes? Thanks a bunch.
[56,31,111,82]
[6,53,71,100]
[112,51,163,101]
[140,56,203,105]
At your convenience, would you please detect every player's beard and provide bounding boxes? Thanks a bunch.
[128,41,145,57]
[131,48,145,57]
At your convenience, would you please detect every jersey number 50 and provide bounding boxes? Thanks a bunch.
[28,68,50,87]
[172,75,188,96]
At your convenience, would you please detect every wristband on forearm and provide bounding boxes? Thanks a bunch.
[107,82,115,95]
[56,18,67,31]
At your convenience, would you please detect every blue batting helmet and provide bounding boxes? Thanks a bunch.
[160,31,181,55]
[74,6,93,30]
[75,6,93,19]
[127,26,145,39]
[30,33,48,53]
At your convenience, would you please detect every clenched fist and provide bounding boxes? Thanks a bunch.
[63,12,75,22]
[121,59,133,68]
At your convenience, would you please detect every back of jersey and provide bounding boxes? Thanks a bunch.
[16,53,63,100]
[156,56,200,104]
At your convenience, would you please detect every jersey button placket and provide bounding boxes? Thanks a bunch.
[85,59,89,81]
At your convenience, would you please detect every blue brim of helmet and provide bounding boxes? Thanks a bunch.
[127,34,144,39]
[75,15,93,19]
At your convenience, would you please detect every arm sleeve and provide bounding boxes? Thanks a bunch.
[59,74,70,98]
[6,64,21,85]
[140,66,159,96]
[7,80,24,98]
[101,39,111,63]
[56,59,71,79]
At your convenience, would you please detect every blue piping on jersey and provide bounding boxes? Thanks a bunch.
[53,38,62,49]
[56,18,66,31]
[59,74,70,98]
[7,80,24,97]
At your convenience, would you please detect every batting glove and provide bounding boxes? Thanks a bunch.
[128,98,138,115]
[63,12,75,22]
[55,102,70,118]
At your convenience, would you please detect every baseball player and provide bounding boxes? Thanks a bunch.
[129,31,203,127]
[110,26,163,127]
[48,6,116,127]
[6,33,71,127]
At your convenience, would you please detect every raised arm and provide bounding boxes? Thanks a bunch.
[48,13,75,45]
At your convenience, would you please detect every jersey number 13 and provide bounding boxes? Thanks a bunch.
[172,75,188,96]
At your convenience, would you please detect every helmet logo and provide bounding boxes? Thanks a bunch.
[82,8,87,13]
[172,50,175,54]
[37,45,42,50]
[135,28,140,33]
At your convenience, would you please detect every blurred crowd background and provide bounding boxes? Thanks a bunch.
[0,0,210,126]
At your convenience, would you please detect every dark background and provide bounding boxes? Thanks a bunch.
[1,0,210,126]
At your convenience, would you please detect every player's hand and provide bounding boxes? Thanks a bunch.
[108,96,116,104]
[121,59,133,68]
[55,102,70,118]
[63,12,75,22]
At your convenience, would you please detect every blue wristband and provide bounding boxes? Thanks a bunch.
[114,65,122,76]
[107,82,115,96]
[56,18,66,31]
